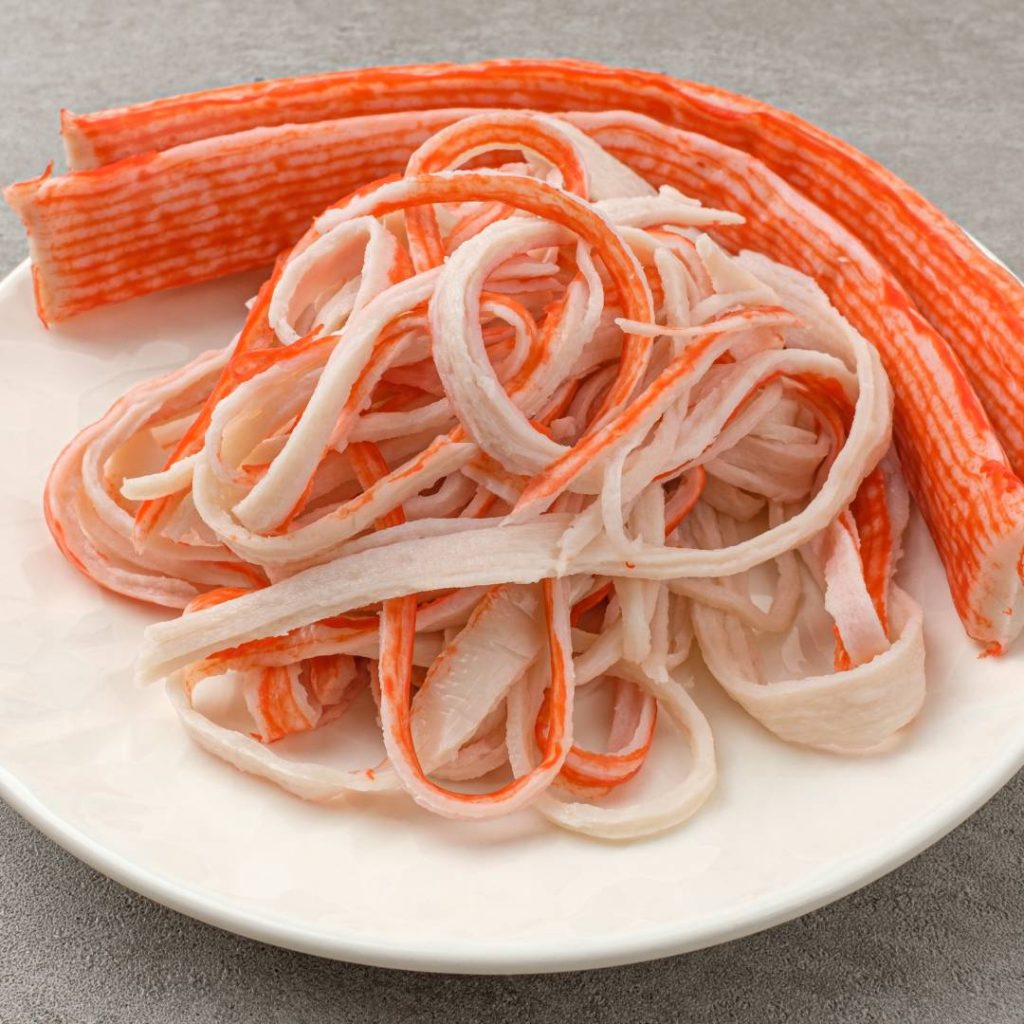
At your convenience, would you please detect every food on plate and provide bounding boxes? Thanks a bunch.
[8,60,1022,839]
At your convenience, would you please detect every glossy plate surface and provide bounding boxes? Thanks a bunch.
[1,256,1022,974]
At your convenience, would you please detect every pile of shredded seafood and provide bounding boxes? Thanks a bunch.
[9,60,1024,839]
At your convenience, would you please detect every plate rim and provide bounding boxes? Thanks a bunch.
[4,728,1024,974]
[2,240,1023,974]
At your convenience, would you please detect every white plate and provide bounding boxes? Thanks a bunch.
[1,256,1023,975]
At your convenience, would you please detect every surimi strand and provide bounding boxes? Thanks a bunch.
[9,69,1024,654]
[55,59,1024,477]
[23,109,939,838]
[5,110,468,322]
[563,110,1024,648]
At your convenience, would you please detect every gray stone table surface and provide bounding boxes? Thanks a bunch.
[1,0,1022,1020]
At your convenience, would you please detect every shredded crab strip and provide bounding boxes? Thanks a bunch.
[10,74,1024,654]
[44,60,1024,483]
[29,106,939,839]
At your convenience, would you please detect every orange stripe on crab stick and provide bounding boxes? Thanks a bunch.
[199,607,380,670]
[21,68,1024,646]
[182,586,369,685]
[570,580,613,627]
[5,110,467,322]
[132,254,290,542]
[60,60,1024,471]
[829,512,859,673]
[550,717,656,793]
[250,666,320,743]
[183,586,255,614]
[208,560,269,589]
[790,374,893,658]
[316,171,653,413]
[182,447,404,672]
[576,115,1024,646]
[850,467,893,638]
[377,576,573,816]
[536,679,657,795]
[360,430,577,806]
[510,307,792,520]
[403,112,590,271]
[349,442,407,531]
[786,376,893,667]
[664,466,706,534]
[259,319,426,534]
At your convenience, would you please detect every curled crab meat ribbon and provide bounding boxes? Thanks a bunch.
[10,62,1024,652]
[11,67,1020,836]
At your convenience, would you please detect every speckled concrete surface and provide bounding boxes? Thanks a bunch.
[1,0,1022,1020]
